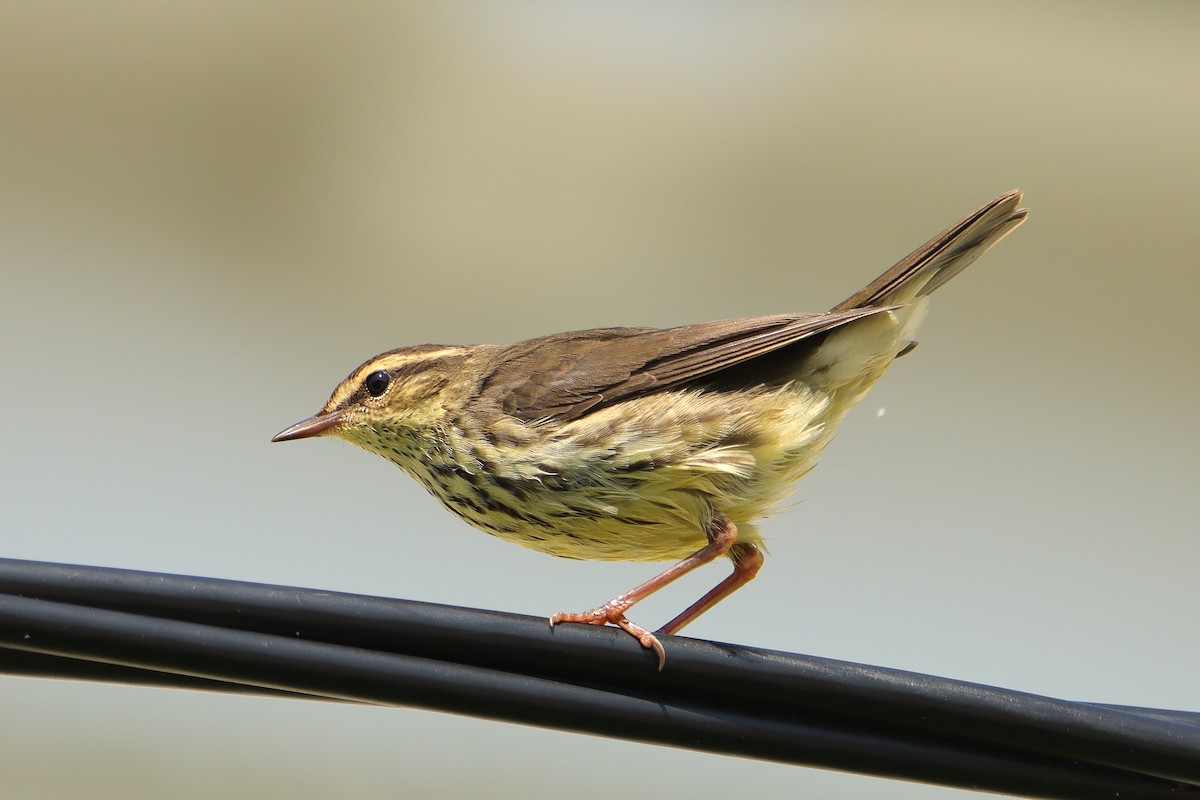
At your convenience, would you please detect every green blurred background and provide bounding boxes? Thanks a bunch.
[2,3,1197,798]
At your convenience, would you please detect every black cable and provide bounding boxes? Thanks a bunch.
[0,649,344,701]
[0,593,1181,800]
[1,558,1197,799]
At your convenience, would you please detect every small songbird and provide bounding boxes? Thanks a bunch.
[273,190,1027,667]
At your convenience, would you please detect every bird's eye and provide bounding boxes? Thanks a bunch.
[364,370,391,397]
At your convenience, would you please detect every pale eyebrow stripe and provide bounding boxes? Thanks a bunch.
[372,348,468,370]
[325,347,472,410]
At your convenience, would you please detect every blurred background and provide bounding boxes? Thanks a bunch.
[1,3,1197,798]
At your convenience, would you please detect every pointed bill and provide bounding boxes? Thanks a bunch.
[271,410,345,442]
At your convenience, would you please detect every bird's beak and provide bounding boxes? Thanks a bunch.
[271,410,345,442]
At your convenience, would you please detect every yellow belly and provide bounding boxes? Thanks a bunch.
[423,384,844,562]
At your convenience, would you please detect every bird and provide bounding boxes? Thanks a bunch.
[273,190,1028,668]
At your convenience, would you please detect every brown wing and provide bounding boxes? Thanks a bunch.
[480,307,891,422]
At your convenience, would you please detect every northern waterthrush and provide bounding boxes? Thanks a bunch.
[274,190,1027,667]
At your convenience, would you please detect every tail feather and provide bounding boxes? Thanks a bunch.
[802,190,1027,400]
[832,189,1028,312]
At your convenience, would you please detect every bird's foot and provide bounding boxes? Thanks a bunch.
[550,602,666,670]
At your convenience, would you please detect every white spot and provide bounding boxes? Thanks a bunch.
[876,407,886,418]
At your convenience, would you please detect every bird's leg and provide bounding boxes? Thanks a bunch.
[656,541,763,635]
[550,511,739,669]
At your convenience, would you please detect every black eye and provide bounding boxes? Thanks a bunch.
[364,370,391,397]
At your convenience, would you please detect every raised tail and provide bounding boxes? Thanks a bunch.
[832,189,1028,312]
[800,190,1027,402]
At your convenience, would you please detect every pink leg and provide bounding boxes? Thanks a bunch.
[656,542,763,635]
[550,514,739,669]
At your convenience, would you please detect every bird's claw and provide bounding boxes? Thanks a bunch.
[550,605,666,670]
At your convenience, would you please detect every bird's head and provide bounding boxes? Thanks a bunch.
[271,345,475,457]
